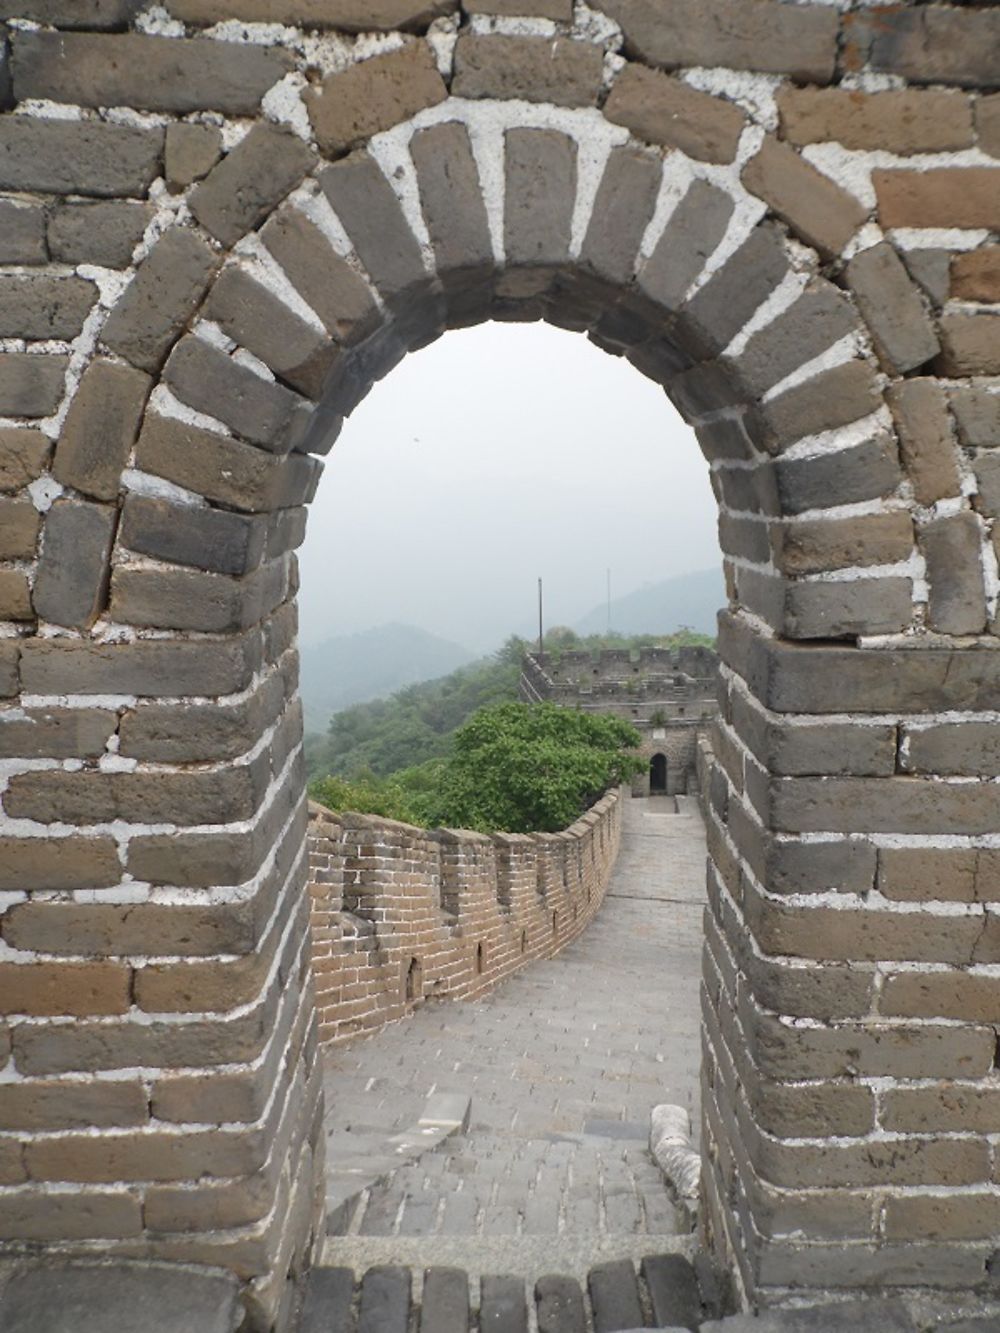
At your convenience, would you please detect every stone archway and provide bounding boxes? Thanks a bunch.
[2,3,1000,1327]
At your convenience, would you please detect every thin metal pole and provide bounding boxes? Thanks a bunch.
[606,568,611,635]
[538,578,544,655]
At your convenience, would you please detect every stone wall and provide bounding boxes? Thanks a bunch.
[1,0,1000,1325]
[308,789,622,1046]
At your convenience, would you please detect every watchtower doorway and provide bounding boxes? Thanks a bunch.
[649,753,668,795]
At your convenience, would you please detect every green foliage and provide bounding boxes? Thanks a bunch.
[308,772,422,824]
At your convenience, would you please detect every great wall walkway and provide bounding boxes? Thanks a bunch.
[318,794,707,1291]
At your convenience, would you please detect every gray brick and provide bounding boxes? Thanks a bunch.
[419,1267,469,1333]
[681,223,790,358]
[480,1275,527,1333]
[11,29,291,115]
[19,633,261,698]
[0,499,40,560]
[0,1,141,26]
[0,117,163,198]
[190,123,315,249]
[203,266,338,400]
[119,494,268,577]
[504,128,576,270]
[742,134,867,259]
[453,34,603,107]
[0,201,45,265]
[110,561,287,633]
[412,121,493,286]
[33,499,117,630]
[638,179,734,313]
[950,387,1000,450]
[0,429,49,493]
[0,642,17,698]
[749,360,882,455]
[901,247,952,307]
[165,122,222,193]
[465,0,567,13]
[0,709,115,761]
[0,352,67,417]
[641,1255,702,1330]
[734,281,860,396]
[921,510,988,637]
[535,1275,586,1333]
[604,62,746,164]
[887,378,962,507]
[783,577,913,640]
[53,359,151,502]
[0,276,97,341]
[846,241,939,374]
[588,1260,642,1333]
[48,201,152,269]
[260,207,379,344]
[164,0,457,28]
[164,335,301,452]
[859,4,1000,89]
[358,1266,410,1333]
[580,145,661,286]
[102,229,218,374]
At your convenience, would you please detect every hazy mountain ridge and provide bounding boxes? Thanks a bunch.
[573,567,724,638]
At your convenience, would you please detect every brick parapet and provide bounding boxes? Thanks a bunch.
[306,788,623,1047]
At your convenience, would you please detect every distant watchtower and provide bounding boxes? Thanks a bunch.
[520,646,718,797]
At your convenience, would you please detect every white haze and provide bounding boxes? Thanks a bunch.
[297,321,721,653]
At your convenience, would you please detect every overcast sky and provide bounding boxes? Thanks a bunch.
[297,321,721,652]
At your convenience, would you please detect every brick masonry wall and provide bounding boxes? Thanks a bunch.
[307,789,622,1046]
[0,0,999,1326]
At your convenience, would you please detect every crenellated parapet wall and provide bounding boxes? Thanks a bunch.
[307,788,623,1046]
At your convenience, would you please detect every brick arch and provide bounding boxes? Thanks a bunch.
[3,4,1000,1329]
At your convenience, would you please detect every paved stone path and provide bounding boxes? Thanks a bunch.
[320,795,706,1252]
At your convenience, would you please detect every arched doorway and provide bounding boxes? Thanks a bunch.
[649,752,668,795]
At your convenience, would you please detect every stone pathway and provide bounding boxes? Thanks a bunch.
[320,795,706,1252]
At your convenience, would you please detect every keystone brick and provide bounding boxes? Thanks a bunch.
[580,145,661,286]
[203,266,338,400]
[306,42,446,159]
[190,123,315,249]
[598,0,837,83]
[749,360,882,455]
[920,510,988,637]
[0,275,97,341]
[0,837,121,891]
[0,353,67,417]
[453,34,603,108]
[883,1084,1000,1135]
[102,229,218,375]
[165,122,222,193]
[120,493,267,577]
[0,962,130,1018]
[742,135,866,258]
[0,1079,147,1132]
[936,315,1000,377]
[771,512,913,576]
[0,708,114,760]
[136,414,321,513]
[733,281,860,397]
[33,499,117,630]
[411,122,493,284]
[0,117,163,198]
[854,4,1000,89]
[0,1,141,24]
[260,207,379,344]
[12,30,291,116]
[952,248,1000,303]
[0,430,50,493]
[164,336,301,452]
[846,242,939,375]
[320,152,427,306]
[164,0,457,29]
[19,632,262,697]
[681,223,790,358]
[874,168,1000,230]
[110,560,287,633]
[777,88,975,155]
[604,62,745,165]
[48,200,152,269]
[0,499,39,560]
[53,359,151,502]
[0,572,31,621]
[881,972,1000,1025]
[887,379,961,507]
[0,200,44,264]
[773,437,906,519]
[949,387,1000,451]
[639,179,734,313]
[503,128,576,271]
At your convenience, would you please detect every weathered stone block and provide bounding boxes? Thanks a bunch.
[0,200,45,264]
[0,641,19,697]
[884,1192,1000,1244]
[882,972,1000,1026]
[260,219,373,356]
[749,360,881,454]
[190,123,315,249]
[878,846,984,902]
[974,455,1000,521]
[734,281,860,397]
[164,336,300,452]
[411,121,493,284]
[920,510,988,637]
[0,1,141,25]
[742,135,867,259]
[0,836,121,892]
[48,201,152,269]
[453,34,603,107]
[875,168,1000,230]
[0,117,163,197]
[854,4,1000,89]
[936,314,1000,377]
[978,94,1000,159]
[777,87,974,155]
[0,1079,147,1132]
[0,708,115,761]
[886,379,962,507]
[771,512,913,576]
[119,683,281,765]
[599,0,837,82]
[119,494,267,577]
[0,499,40,560]
[901,247,952,308]
[883,1084,1000,1135]
[503,128,576,271]
[32,499,117,630]
[306,42,446,159]
[53,359,151,502]
[681,223,790,358]
[846,241,939,374]
[110,561,287,633]
[0,275,97,341]
[203,266,338,400]
[102,229,218,374]
[12,30,291,115]
[0,353,67,417]
[638,178,734,313]
[950,387,1000,451]
[951,247,1000,303]
[165,122,223,194]
[0,571,32,622]
[0,961,130,1018]
[578,145,660,288]
[165,0,456,28]
[604,62,745,164]
[466,0,569,13]
[784,578,912,641]
[768,774,1000,838]
[19,631,261,698]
